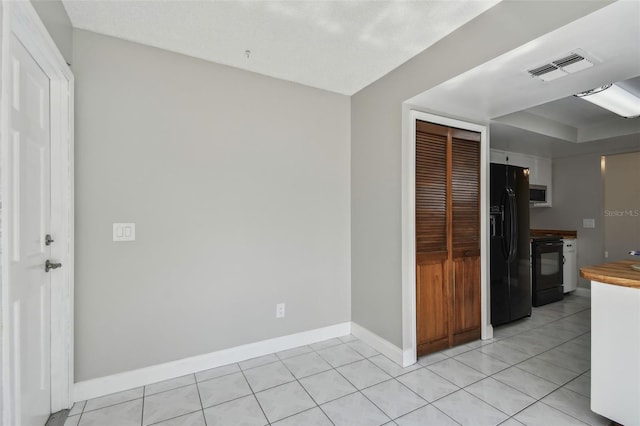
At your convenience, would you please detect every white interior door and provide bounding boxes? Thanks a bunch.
[7,32,53,426]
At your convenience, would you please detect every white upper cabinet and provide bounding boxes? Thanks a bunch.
[489,150,508,164]
[490,149,552,207]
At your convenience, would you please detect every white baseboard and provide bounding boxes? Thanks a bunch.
[574,287,591,298]
[401,348,416,368]
[350,322,405,367]
[73,322,351,402]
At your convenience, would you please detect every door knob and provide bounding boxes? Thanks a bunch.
[45,260,62,272]
[45,234,54,246]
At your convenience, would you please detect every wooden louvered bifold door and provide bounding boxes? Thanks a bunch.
[416,121,481,357]
[451,132,481,345]
[415,122,449,355]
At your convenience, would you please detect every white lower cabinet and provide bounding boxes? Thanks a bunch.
[591,281,640,426]
[562,238,577,292]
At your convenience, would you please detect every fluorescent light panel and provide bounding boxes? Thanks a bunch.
[575,84,640,118]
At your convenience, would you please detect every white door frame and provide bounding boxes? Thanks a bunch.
[400,107,492,366]
[1,0,74,420]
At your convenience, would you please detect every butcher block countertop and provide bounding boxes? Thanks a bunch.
[530,229,578,238]
[580,260,640,289]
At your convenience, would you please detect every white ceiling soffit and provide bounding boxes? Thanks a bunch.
[521,75,640,131]
[490,123,640,159]
[495,107,640,144]
[407,0,640,131]
[62,0,500,95]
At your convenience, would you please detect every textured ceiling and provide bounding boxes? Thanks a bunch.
[61,0,500,95]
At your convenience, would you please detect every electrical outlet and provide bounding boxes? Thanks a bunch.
[276,303,285,318]
[605,251,609,258]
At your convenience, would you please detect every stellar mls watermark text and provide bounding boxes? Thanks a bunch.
[604,209,640,217]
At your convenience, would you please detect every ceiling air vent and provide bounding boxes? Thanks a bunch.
[528,64,559,77]
[527,49,596,82]
[552,52,593,74]
[527,64,567,82]
[552,53,584,67]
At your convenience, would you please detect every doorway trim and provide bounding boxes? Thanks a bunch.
[1,1,75,420]
[401,107,492,366]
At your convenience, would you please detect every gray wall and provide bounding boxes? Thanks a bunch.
[73,30,351,381]
[530,148,640,289]
[351,1,611,348]
[31,0,73,65]
[603,152,640,262]
[530,154,605,289]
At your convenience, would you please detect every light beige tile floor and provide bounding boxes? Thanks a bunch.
[66,293,605,426]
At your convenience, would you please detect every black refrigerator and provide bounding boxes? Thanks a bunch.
[490,163,531,326]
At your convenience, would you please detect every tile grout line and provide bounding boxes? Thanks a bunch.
[506,330,590,376]
[243,338,382,424]
[389,401,462,425]
[312,349,429,424]
[288,338,401,421]
[440,387,516,423]
[472,360,589,419]
[67,400,87,424]
[509,398,592,425]
[143,382,196,397]
[144,409,202,426]
[237,362,272,425]
[421,360,484,390]
[76,390,144,416]
[561,372,591,398]
[75,410,84,426]
[195,363,241,384]
[191,373,208,426]
[274,351,337,426]
[140,388,145,426]
[384,377,444,422]
[326,351,469,414]
[538,399,596,425]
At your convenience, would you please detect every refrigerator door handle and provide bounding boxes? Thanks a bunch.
[500,188,511,260]
[508,188,518,263]
[501,187,518,262]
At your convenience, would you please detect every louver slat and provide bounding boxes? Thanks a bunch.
[452,137,480,256]
[415,129,447,255]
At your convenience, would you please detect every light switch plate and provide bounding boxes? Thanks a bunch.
[113,223,136,242]
[583,218,595,229]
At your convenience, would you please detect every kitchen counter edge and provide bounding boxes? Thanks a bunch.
[530,229,577,238]
[580,260,640,289]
